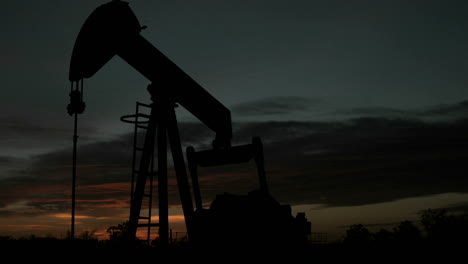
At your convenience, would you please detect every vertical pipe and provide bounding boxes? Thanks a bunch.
[157,106,169,246]
[170,228,173,244]
[253,137,268,195]
[80,78,84,100]
[71,80,79,240]
[187,146,202,211]
[167,106,194,239]
[147,129,155,246]
[71,112,77,240]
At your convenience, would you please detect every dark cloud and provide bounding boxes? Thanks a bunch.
[0,122,218,215]
[0,112,101,156]
[231,96,320,117]
[431,202,468,214]
[335,100,468,121]
[335,107,414,118]
[2,117,468,217]
[338,222,402,229]
[181,118,468,208]
[0,155,21,164]
[220,118,468,207]
[423,101,468,118]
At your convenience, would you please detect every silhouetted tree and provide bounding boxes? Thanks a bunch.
[421,208,447,239]
[393,220,422,243]
[373,228,394,244]
[107,220,130,241]
[343,224,372,245]
[343,221,422,247]
[421,208,468,244]
[79,229,98,240]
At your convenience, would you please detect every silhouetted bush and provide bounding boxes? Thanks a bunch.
[421,208,468,245]
[341,208,468,249]
[343,224,373,245]
[393,220,422,244]
[2,207,467,252]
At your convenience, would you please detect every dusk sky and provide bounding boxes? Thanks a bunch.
[1,0,467,242]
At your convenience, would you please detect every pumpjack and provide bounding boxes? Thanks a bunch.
[68,0,310,249]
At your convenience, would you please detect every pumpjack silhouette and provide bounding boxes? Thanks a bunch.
[68,0,310,250]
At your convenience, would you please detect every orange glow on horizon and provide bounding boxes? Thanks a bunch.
[52,213,93,219]
[0,224,56,232]
[149,214,185,222]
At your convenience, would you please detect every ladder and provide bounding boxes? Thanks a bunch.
[121,101,159,246]
[121,85,196,247]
